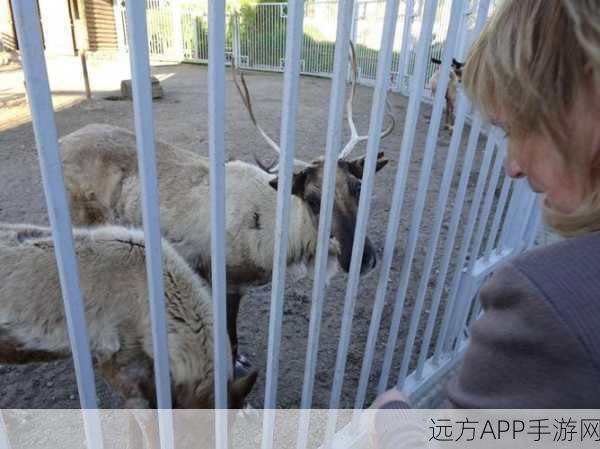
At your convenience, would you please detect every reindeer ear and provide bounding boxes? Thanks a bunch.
[375,152,389,172]
[270,171,309,197]
[268,170,308,198]
[230,370,258,408]
[347,152,389,179]
[291,170,309,197]
[347,156,365,179]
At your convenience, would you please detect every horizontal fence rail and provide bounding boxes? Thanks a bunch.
[7,0,542,448]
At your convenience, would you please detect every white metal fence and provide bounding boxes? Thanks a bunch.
[9,0,539,448]
[116,0,488,97]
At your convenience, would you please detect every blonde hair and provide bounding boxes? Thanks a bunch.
[463,0,600,237]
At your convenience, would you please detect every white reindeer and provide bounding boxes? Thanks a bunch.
[0,223,257,411]
[59,43,395,372]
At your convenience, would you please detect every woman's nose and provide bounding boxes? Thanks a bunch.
[505,158,525,179]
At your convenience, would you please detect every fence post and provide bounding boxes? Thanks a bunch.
[171,0,185,60]
[347,0,359,81]
[455,0,473,62]
[396,0,415,94]
[232,12,241,67]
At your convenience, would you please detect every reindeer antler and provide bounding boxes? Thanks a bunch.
[231,63,309,174]
[338,41,396,160]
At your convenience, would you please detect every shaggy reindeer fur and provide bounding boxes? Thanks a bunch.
[59,124,387,364]
[60,125,336,285]
[0,224,256,409]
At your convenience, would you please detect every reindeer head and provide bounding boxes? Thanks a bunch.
[173,370,258,409]
[232,42,394,275]
[431,57,465,82]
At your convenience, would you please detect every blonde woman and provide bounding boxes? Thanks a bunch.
[370,0,600,443]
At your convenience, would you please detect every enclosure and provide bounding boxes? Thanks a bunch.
[2,0,540,448]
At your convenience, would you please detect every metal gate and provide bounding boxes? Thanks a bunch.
[10,0,538,448]
[115,0,486,98]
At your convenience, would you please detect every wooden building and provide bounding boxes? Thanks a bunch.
[1,0,121,56]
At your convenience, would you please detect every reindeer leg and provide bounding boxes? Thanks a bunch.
[227,290,251,377]
[444,99,451,130]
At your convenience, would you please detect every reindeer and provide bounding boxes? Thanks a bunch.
[429,57,464,131]
[59,42,395,373]
[0,224,257,447]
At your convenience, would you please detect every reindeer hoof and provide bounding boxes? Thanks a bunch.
[234,353,252,378]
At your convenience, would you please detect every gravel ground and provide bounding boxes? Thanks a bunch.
[0,61,492,409]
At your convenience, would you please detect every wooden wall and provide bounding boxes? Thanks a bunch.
[84,0,118,51]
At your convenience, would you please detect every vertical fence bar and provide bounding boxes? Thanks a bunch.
[367,0,439,396]
[11,2,103,449]
[433,128,498,363]
[324,0,402,445]
[124,2,175,449]
[484,173,512,259]
[295,0,355,446]
[172,0,184,60]
[498,179,526,250]
[260,6,265,68]
[396,0,415,94]
[270,5,274,69]
[349,0,358,79]
[233,13,241,67]
[298,0,354,415]
[503,180,536,251]
[261,0,305,447]
[394,0,466,389]
[207,0,230,447]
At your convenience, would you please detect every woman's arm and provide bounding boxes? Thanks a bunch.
[446,263,599,408]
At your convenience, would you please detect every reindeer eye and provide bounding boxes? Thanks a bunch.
[351,182,361,198]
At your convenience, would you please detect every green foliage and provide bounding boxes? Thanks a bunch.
[170,2,408,78]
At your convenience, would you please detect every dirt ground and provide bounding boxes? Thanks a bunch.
[0,60,489,409]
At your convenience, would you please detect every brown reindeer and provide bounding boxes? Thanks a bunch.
[429,57,464,130]
[59,43,395,374]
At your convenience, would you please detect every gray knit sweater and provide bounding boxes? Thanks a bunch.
[374,232,600,448]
